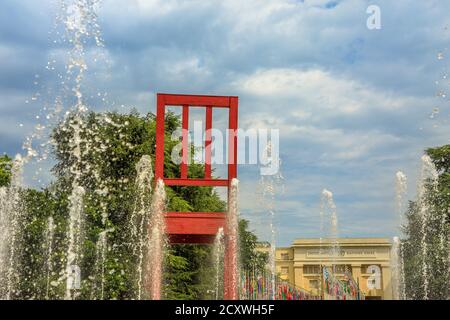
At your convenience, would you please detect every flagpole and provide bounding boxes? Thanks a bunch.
[320,264,325,300]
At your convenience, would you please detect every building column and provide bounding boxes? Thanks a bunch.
[351,264,362,286]
[294,265,304,288]
[381,265,392,300]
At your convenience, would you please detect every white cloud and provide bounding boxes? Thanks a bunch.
[234,68,421,114]
[2,0,450,245]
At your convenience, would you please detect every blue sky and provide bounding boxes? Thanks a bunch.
[1,0,450,246]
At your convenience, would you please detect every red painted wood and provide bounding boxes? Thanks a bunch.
[205,106,212,179]
[163,178,229,187]
[164,212,226,236]
[155,94,165,181]
[156,93,238,184]
[228,97,238,181]
[154,93,239,300]
[158,93,235,107]
[181,105,189,178]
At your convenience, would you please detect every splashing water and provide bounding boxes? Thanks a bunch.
[399,239,407,300]
[130,155,153,299]
[57,0,105,300]
[393,171,407,300]
[64,119,86,301]
[391,236,402,300]
[395,171,408,226]
[0,155,25,299]
[45,216,55,300]
[417,155,439,300]
[226,178,240,300]
[259,142,283,300]
[146,179,167,300]
[259,172,276,300]
[65,185,85,300]
[0,188,7,283]
[92,228,113,300]
[212,228,225,300]
[3,0,117,300]
[321,189,340,271]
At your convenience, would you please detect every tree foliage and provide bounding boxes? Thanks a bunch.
[402,145,449,300]
[10,110,265,300]
[239,219,269,273]
[0,154,12,187]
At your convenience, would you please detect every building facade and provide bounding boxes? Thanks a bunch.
[274,238,393,300]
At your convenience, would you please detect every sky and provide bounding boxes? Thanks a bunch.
[1,0,450,246]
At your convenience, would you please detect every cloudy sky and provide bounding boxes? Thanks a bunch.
[1,0,450,246]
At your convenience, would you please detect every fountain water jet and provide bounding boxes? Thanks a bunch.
[395,171,408,226]
[91,229,113,300]
[0,155,25,299]
[417,155,439,300]
[399,240,407,299]
[146,179,167,300]
[391,236,402,300]
[259,142,283,300]
[45,216,55,300]
[65,184,85,299]
[259,174,276,300]
[130,155,153,299]
[321,189,340,272]
[212,227,225,300]
[225,178,240,300]
[58,0,105,299]
[393,171,408,300]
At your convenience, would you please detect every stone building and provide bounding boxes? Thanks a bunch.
[271,238,393,300]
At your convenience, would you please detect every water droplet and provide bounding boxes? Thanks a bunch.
[436,90,447,98]
[429,107,440,119]
[438,52,444,60]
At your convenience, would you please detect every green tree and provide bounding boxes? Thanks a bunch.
[239,219,268,273]
[402,145,449,300]
[14,110,265,300]
[0,154,12,187]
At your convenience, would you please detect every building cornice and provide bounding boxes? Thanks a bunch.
[291,238,392,247]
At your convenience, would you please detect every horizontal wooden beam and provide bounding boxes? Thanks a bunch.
[163,178,229,187]
[164,212,226,238]
[158,93,236,107]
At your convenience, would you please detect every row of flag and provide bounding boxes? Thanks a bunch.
[322,267,364,300]
[239,267,364,300]
[240,271,319,300]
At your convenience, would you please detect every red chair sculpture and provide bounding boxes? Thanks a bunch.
[154,93,238,299]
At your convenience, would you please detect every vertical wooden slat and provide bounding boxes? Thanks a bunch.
[155,94,165,181]
[205,106,213,179]
[228,97,238,180]
[181,104,189,178]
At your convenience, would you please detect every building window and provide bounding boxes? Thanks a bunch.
[309,279,319,289]
[281,267,289,275]
[332,264,352,274]
[280,253,290,260]
[304,265,320,274]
